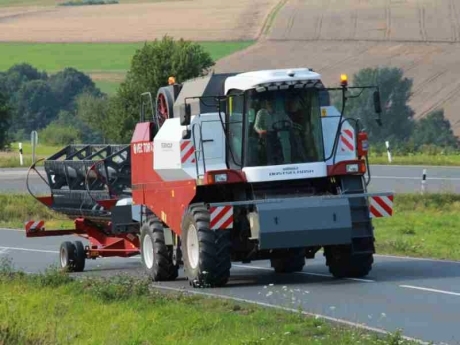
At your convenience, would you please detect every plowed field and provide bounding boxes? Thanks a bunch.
[0,0,279,42]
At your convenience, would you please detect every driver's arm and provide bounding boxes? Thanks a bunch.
[254,109,268,135]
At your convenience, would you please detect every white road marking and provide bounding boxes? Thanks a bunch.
[153,285,428,345]
[0,248,9,255]
[0,246,58,254]
[0,228,24,232]
[373,175,460,181]
[400,285,460,297]
[232,264,375,283]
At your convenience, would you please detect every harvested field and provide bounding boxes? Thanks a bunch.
[267,0,460,43]
[216,0,460,136]
[0,0,279,42]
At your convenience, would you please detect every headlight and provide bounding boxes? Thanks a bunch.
[214,173,228,182]
[346,164,359,173]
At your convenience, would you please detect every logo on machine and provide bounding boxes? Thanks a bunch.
[268,166,314,177]
[133,142,154,154]
[161,143,173,151]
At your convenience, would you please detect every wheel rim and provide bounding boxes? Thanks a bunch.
[187,224,199,269]
[60,247,67,268]
[143,235,154,269]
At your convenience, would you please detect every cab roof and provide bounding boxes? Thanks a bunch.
[224,68,322,93]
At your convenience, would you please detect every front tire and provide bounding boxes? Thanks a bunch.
[324,245,373,278]
[181,205,231,288]
[140,216,178,281]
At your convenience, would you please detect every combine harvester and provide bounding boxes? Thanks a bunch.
[25,68,394,287]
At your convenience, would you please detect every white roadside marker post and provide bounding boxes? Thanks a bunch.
[385,141,392,163]
[421,169,427,194]
[19,142,23,166]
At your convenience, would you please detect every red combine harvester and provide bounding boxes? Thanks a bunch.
[25,68,394,287]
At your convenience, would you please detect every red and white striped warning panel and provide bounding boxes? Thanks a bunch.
[209,206,233,229]
[180,140,196,164]
[369,195,394,218]
[25,220,45,232]
[340,128,355,152]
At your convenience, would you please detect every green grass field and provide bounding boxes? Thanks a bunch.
[0,41,254,94]
[0,263,415,345]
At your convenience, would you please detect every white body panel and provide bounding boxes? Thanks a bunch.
[153,113,226,181]
[243,162,327,183]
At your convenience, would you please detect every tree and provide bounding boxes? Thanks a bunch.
[411,109,459,149]
[13,80,59,133]
[75,92,110,143]
[48,67,103,111]
[342,67,415,145]
[0,91,12,150]
[107,36,215,143]
[0,63,47,96]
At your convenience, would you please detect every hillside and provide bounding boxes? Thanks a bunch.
[215,0,460,136]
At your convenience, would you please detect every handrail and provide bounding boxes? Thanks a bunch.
[191,122,207,179]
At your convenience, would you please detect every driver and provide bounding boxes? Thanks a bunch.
[253,95,293,164]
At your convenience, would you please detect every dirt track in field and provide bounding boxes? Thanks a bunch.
[0,0,279,42]
[215,0,460,136]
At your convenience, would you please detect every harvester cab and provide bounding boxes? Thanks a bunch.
[24,67,394,289]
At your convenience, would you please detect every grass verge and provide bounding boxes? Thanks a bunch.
[373,193,460,260]
[0,194,73,229]
[2,192,459,262]
[369,153,460,166]
[0,259,416,345]
[0,142,62,168]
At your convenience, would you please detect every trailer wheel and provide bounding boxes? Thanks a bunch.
[140,216,178,281]
[59,241,77,272]
[181,206,231,288]
[73,241,86,272]
[270,248,306,273]
[324,245,373,278]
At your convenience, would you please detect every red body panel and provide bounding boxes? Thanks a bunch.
[25,219,139,258]
[327,160,366,176]
[131,122,196,236]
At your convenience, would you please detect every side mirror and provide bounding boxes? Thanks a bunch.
[182,129,191,139]
[180,103,191,126]
[373,90,382,114]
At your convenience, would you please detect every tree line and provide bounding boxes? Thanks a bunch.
[0,36,458,155]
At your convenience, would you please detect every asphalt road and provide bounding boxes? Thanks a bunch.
[2,165,460,194]
[2,228,460,345]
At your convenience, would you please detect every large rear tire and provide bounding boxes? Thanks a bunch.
[181,205,231,288]
[140,216,178,281]
[270,248,306,273]
[324,245,373,278]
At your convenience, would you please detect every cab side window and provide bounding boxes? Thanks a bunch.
[227,90,244,168]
